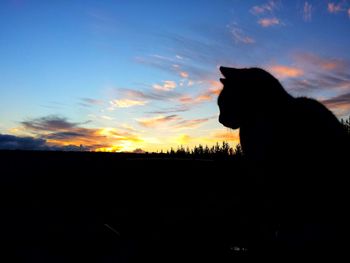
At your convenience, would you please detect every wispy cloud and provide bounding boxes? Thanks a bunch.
[228,23,255,44]
[258,17,280,27]
[172,118,211,130]
[294,53,346,71]
[147,105,190,115]
[269,65,304,79]
[286,54,350,116]
[179,86,221,105]
[322,92,350,116]
[250,1,282,28]
[153,80,177,91]
[328,2,344,13]
[109,99,147,109]
[137,115,180,128]
[80,98,104,106]
[121,88,181,101]
[250,1,278,15]
[303,1,313,21]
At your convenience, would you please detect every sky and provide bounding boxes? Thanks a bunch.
[0,0,350,152]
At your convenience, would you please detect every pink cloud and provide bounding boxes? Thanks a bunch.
[269,65,304,79]
[328,2,343,13]
[294,53,346,71]
[258,17,280,27]
[179,71,189,78]
[229,24,255,44]
[250,1,278,15]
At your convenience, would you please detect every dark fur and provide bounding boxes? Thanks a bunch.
[218,66,349,256]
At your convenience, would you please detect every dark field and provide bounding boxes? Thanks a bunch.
[0,150,346,262]
[1,151,257,262]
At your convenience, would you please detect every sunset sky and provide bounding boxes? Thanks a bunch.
[1,0,350,152]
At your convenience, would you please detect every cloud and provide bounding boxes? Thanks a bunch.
[136,53,213,81]
[0,133,93,151]
[0,134,47,150]
[179,86,222,105]
[120,88,181,101]
[258,17,280,27]
[288,53,350,95]
[109,99,147,109]
[228,24,255,44]
[328,2,344,13]
[147,105,190,114]
[303,2,313,21]
[19,115,143,151]
[295,53,346,70]
[322,92,350,116]
[80,98,104,107]
[21,115,84,132]
[269,65,304,79]
[153,80,177,91]
[348,8,350,17]
[172,118,210,130]
[137,115,180,128]
[179,71,189,78]
[250,1,278,15]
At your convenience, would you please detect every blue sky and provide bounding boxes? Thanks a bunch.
[1,0,349,151]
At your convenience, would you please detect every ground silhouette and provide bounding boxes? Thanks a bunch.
[218,66,349,258]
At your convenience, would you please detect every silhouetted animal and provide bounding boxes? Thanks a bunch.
[217,66,349,257]
[218,67,346,163]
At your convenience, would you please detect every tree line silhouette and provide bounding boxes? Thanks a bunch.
[157,115,350,159]
[161,141,243,159]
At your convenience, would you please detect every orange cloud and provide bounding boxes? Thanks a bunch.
[179,71,189,78]
[258,17,280,27]
[109,99,147,109]
[269,65,304,79]
[137,115,180,128]
[179,85,221,105]
[153,80,177,91]
[20,116,143,152]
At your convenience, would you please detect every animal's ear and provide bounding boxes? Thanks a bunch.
[220,66,239,78]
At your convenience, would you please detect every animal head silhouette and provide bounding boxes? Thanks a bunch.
[218,66,291,129]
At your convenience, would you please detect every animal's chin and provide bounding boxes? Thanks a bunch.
[219,116,240,129]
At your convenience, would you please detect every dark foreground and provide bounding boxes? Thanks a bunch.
[0,151,346,262]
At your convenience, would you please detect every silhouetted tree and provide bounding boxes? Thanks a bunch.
[341,116,350,135]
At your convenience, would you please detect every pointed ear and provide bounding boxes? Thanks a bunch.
[220,66,239,78]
